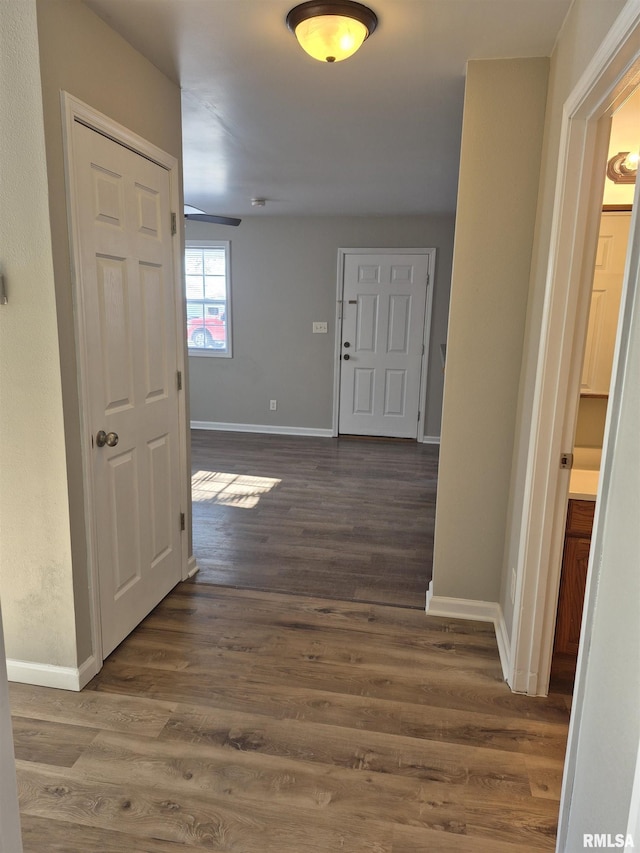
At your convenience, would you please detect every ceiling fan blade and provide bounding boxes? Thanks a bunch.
[184,213,242,226]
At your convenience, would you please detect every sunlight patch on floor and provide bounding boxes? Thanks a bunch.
[192,470,281,509]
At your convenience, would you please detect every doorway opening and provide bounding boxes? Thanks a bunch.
[509,23,640,698]
[551,202,635,695]
[550,87,638,696]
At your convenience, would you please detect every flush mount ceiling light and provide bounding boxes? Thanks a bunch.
[286,1,378,63]
[606,151,639,184]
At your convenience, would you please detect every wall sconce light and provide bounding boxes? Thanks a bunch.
[606,151,638,184]
[286,1,378,63]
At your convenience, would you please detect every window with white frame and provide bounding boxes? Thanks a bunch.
[185,241,232,357]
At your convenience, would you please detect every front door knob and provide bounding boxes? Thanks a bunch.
[96,430,119,448]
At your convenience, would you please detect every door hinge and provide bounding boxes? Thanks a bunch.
[560,452,574,470]
[422,343,425,355]
[180,512,186,531]
[177,370,183,391]
[426,272,430,287]
[417,410,421,422]
[171,211,177,235]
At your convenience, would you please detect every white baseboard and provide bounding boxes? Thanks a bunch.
[7,654,98,692]
[420,435,441,445]
[191,420,334,438]
[493,608,511,685]
[426,584,511,683]
[186,555,199,578]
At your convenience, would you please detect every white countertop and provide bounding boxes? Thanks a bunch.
[569,468,599,501]
[569,447,601,501]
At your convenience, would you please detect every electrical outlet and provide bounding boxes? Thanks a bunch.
[510,567,517,605]
[269,400,277,411]
[312,321,328,334]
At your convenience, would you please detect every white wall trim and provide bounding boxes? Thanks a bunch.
[494,607,512,686]
[426,586,510,682]
[191,420,334,438]
[420,434,441,445]
[186,555,199,578]
[7,654,98,692]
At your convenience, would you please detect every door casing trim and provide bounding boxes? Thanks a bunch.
[61,93,189,677]
[332,247,436,440]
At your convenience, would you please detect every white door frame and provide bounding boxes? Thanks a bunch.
[332,247,436,441]
[61,93,190,684]
[509,3,640,697]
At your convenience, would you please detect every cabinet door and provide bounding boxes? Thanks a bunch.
[581,212,630,395]
[554,536,591,656]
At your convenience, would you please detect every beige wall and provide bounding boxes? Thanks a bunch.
[186,215,455,439]
[0,0,77,667]
[0,0,184,671]
[432,58,549,602]
[500,0,627,637]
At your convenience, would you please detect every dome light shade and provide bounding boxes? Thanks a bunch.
[607,150,639,184]
[286,1,378,63]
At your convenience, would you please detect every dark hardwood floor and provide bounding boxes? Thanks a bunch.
[190,430,438,608]
[10,431,570,850]
[12,584,569,852]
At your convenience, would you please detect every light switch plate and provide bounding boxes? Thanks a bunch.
[312,321,328,334]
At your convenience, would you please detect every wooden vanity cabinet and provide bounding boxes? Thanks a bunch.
[554,499,595,656]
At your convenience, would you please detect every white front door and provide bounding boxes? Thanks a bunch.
[73,121,183,656]
[338,252,429,438]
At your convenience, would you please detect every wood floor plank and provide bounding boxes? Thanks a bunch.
[73,728,547,810]
[524,754,567,800]
[391,823,553,853]
[86,662,568,759]
[154,582,501,640]
[87,651,569,728]
[159,704,535,794]
[73,730,559,849]
[11,716,98,768]
[106,622,507,680]
[8,682,176,736]
[17,762,394,852]
[20,813,202,853]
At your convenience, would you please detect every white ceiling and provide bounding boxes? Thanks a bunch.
[84,0,572,218]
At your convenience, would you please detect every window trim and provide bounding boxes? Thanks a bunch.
[185,239,232,358]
